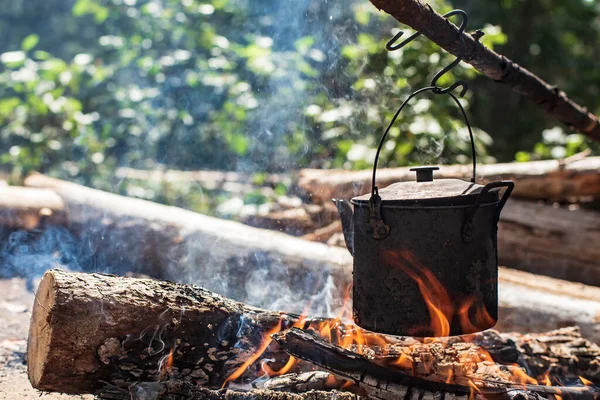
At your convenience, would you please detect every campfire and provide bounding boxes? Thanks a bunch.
[0,4,598,399]
[26,268,600,400]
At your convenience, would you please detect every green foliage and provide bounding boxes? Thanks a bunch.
[0,0,597,211]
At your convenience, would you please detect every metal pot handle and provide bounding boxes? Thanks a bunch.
[370,86,477,200]
[461,180,514,243]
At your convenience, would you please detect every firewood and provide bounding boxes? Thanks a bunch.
[28,270,600,396]
[273,328,599,400]
[260,371,350,393]
[0,186,67,229]
[297,157,600,205]
[22,174,353,311]
[27,269,318,394]
[98,380,359,400]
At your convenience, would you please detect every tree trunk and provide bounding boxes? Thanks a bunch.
[367,0,600,142]
[297,157,600,205]
[22,174,353,315]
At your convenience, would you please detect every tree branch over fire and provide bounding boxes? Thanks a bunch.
[368,0,600,142]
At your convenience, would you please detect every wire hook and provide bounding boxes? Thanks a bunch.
[386,9,471,97]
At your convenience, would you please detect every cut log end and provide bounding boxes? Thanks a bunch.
[27,269,57,389]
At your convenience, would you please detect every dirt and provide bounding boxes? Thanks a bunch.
[0,278,94,400]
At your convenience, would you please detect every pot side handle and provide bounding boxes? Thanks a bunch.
[462,180,514,243]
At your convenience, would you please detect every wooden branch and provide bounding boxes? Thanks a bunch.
[27,269,316,394]
[273,328,599,400]
[297,157,600,205]
[98,380,358,400]
[23,174,353,312]
[368,0,600,141]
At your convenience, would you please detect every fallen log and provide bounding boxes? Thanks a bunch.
[498,200,600,285]
[28,270,600,395]
[23,174,352,314]
[0,186,67,230]
[297,157,600,204]
[98,380,359,400]
[273,328,600,400]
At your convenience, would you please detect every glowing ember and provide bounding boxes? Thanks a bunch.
[159,347,175,379]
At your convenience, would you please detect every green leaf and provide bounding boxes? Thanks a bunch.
[22,34,39,51]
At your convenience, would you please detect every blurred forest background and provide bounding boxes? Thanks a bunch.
[0,0,599,215]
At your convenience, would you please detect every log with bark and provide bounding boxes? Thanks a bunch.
[498,199,600,285]
[22,174,353,314]
[297,157,600,205]
[367,0,600,142]
[27,269,316,393]
[28,270,600,395]
[273,328,600,400]
[0,186,67,230]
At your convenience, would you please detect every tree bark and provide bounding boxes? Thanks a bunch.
[367,0,600,142]
[22,174,353,315]
[27,269,317,394]
[297,157,600,205]
[498,199,600,285]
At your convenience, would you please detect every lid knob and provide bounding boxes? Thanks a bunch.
[410,166,440,182]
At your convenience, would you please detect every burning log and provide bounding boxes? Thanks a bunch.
[297,157,600,205]
[273,328,600,400]
[28,270,600,396]
[27,269,316,394]
[22,174,352,312]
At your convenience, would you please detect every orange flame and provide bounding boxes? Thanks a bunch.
[580,376,594,386]
[159,347,175,379]
[222,249,567,392]
[384,250,453,336]
[222,318,284,387]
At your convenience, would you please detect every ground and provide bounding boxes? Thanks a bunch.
[0,278,94,400]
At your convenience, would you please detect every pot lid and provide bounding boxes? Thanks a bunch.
[351,166,500,207]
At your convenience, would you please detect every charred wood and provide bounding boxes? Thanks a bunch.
[28,270,600,395]
[273,328,599,400]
